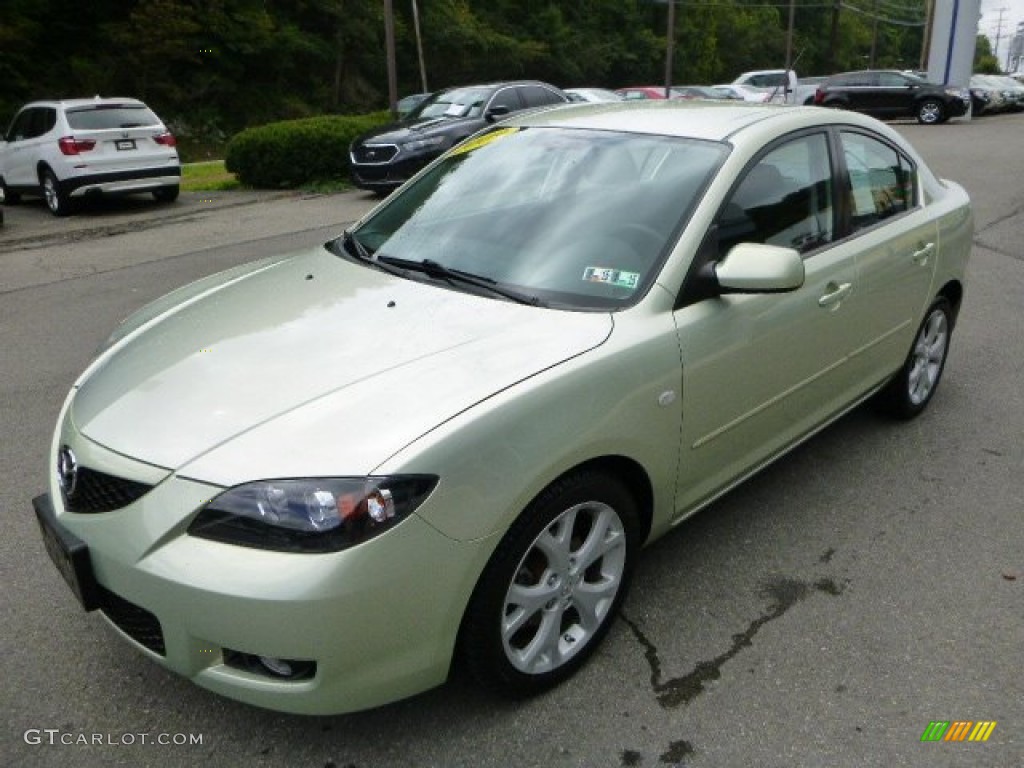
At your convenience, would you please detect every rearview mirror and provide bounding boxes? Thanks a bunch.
[715,242,804,294]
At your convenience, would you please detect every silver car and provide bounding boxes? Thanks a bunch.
[34,102,971,714]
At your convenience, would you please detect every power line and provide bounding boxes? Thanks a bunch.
[841,1,926,27]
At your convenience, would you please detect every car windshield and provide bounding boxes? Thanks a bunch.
[409,88,492,120]
[66,105,160,129]
[347,126,728,310]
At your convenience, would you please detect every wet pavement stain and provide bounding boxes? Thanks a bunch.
[623,576,846,709]
[620,749,643,766]
[659,739,695,764]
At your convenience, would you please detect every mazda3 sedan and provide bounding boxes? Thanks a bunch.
[34,102,972,715]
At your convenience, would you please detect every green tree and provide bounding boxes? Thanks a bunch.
[974,34,1001,74]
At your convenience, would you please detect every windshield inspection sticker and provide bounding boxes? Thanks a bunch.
[583,266,640,290]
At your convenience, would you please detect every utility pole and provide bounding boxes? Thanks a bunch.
[990,7,1008,61]
[664,0,676,98]
[920,0,934,72]
[383,0,398,117]
[829,0,841,72]
[411,0,428,93]
[785,0,796,70]
[870,0,879,68]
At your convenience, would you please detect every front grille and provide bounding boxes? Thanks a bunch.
[97,584,165,656]
[352,144,398,164]
[65,467,153,514]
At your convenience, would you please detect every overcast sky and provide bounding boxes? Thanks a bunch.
[979,0,1024,64]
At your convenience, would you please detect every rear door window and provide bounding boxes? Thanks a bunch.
[840,131,916,232]
[520,85,565,108]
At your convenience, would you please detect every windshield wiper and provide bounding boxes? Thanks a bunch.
[378,256,544,307]
[332,230,408,278]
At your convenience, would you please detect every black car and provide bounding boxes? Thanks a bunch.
[813,70,970,125]
[349,81,569,193]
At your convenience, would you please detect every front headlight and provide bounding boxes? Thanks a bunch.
[188,476,437,553]
[401,136,446,153]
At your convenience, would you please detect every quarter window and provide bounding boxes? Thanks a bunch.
[840,131,916,232]
[717,133,834,256]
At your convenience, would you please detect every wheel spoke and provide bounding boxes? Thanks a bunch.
[573,506,625,571]
[515,608,564,672]
[571,577,620,631]
[503,581,558,637]
[534,511,575,573]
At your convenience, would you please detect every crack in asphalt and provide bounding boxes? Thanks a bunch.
[622,574,847,711]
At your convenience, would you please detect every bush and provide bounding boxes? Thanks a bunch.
[225,112,391,188]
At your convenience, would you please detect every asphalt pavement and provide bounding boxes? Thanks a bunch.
[1,113,1021,768]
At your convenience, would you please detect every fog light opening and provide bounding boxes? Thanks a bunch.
[223,649,317,681]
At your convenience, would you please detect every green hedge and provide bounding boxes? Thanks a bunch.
[225,112,391,188]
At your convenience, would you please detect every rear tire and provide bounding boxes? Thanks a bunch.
[876,298,952,419]
[41,169,72,216]
[461,470,640,698]
[153,185,179,203]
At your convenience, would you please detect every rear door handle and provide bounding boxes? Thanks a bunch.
[818,282,853,308]
[912,242,935,265]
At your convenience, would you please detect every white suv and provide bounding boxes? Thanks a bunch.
[0,97,180,216]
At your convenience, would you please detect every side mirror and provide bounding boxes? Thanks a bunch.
[715,242,804,294]
[485,105,511,123]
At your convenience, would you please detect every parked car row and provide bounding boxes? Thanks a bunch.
[969,74,1024,115]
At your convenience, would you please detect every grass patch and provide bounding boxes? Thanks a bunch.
[181,160,241,192]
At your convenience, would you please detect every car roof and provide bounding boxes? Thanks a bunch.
[504,100,896,143]
[19,97,149,110]
[441,81,557,92]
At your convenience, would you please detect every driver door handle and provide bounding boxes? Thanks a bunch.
[912,242,935,265]
[818,282,853,308]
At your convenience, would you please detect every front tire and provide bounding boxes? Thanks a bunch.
[876,298,952,419]
[461,471,640,697]
[916,99,944,125]
[41,169,72,216]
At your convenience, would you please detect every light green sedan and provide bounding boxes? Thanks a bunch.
[34,101,972,714]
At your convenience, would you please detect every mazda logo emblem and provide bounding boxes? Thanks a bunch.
[57,446,78,497]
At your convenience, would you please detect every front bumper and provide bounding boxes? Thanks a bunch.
[350,153,437,192]
[35,450,497,714]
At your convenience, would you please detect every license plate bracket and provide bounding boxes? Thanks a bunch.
[33,495,100,611]
[115,139,136,151]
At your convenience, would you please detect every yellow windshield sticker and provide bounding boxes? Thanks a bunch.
[449,127,520,157]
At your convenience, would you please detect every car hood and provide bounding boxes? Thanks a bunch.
[357,116,484,145]
[70,247,612,480]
